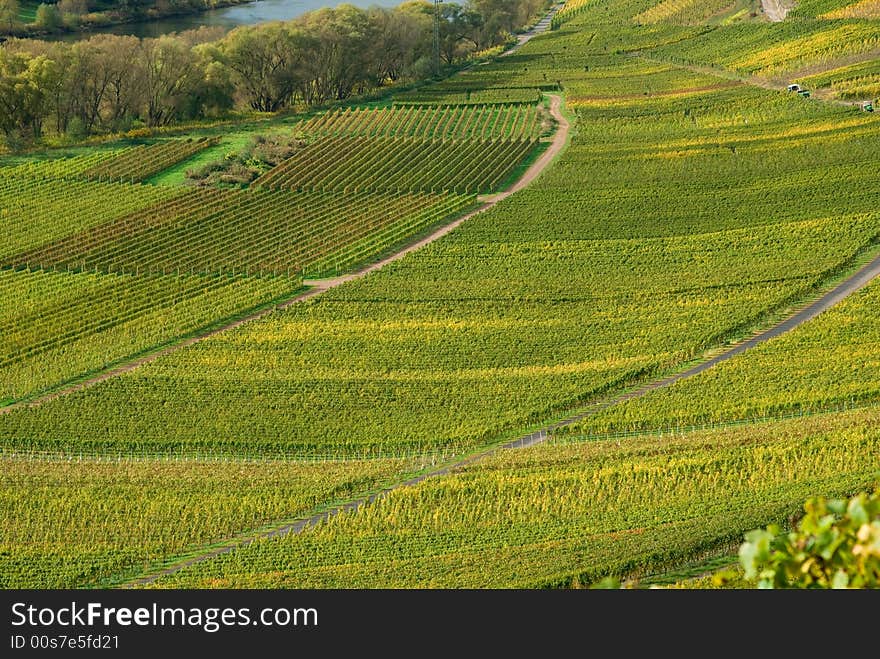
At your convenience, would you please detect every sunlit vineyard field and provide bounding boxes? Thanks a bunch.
[3,0,880,590]
[634,0,738,26]
[0,174,180,258]
[0,455,425,588]
[82,138,218,183]
[5,189,474,278]
[255,137,535,194]
[145,408,880,588]
[0,269,296,402]
[3,68,877,457]
[568,278,880,435]
[392,88,544,106]
[292,104,543,140]
[795,59,880,100]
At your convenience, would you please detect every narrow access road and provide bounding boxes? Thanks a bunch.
[1,95,570,417]
[126,246,880,587]
[507,251,880,446]
[502,2,564,55]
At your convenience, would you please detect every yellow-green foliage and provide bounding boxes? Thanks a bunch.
[294,104,542,139]
[571,278,880,435]
[740,484,880,588]
[822,0,880,19]
[795,59,880,100]
[635,0,737,26]
[732,24,880,76]
[0,269,297,401]
[0,175,180,258]
[0,455,423,588]
[146,408,880,588]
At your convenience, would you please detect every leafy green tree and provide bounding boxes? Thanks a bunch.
[203,23,307,112]
[739,483,880,588]
[0,0,21,33]
[35,3,62,30]
[0,51,60,141]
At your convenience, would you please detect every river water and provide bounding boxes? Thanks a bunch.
[51,0,400,41]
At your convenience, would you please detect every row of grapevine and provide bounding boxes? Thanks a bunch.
[146,408,880,588]
[392,88,543,106]
[0,174,180,259]
[633,0,740,26]
[550,0,598,29]
[0,267,298,401]
[0,150,122,180]
[254,136,537,194]
[293,104,542,140]
[81,138,219,183]
[567,277,880,434]
[0,455,423,588]
[649,20,880,78]
[5,189,474,280]
[795,59,880,90]
[0,269,291,370]
[821,0,880,19]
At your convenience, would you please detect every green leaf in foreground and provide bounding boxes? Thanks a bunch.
[739,481,880,589]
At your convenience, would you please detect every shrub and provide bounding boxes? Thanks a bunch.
[739,482,880,588]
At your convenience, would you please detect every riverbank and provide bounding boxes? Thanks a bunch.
[3,0,255,40]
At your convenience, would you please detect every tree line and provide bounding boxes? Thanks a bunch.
[0,1,253,37]
[0,0,548,146]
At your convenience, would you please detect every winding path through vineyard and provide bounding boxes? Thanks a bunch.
[0,95,570,417]
[761,0,793,22]
[126,245,880,587]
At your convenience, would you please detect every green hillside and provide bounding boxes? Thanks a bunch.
[1,0,878,589]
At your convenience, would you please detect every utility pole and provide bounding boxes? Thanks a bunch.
[433,0,442,78]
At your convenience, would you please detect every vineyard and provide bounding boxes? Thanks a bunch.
[254,136,536,194]
[0,455,425,588]
[290,104,543,140]
[648,18,880,84]
[0,268,296,402]
[392,88,544,106]
[567,278,880,435]
[550,0,597,28]
[3,0,880,591]
[81,138,218,184]
[2,73,877,458]
[0,174,180,258]
[144,408,880,588]
[4,188,474,278]
[795,59,880,101]
[815,0,880,19]
[634,0,738,26]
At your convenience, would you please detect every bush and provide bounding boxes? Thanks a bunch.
[739,482,880,588]
[34,3,62,30]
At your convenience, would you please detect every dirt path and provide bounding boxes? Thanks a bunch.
[1,96,569,417]
[502,2,564,55]
[761,0,793,22]
[125,243,880,587]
